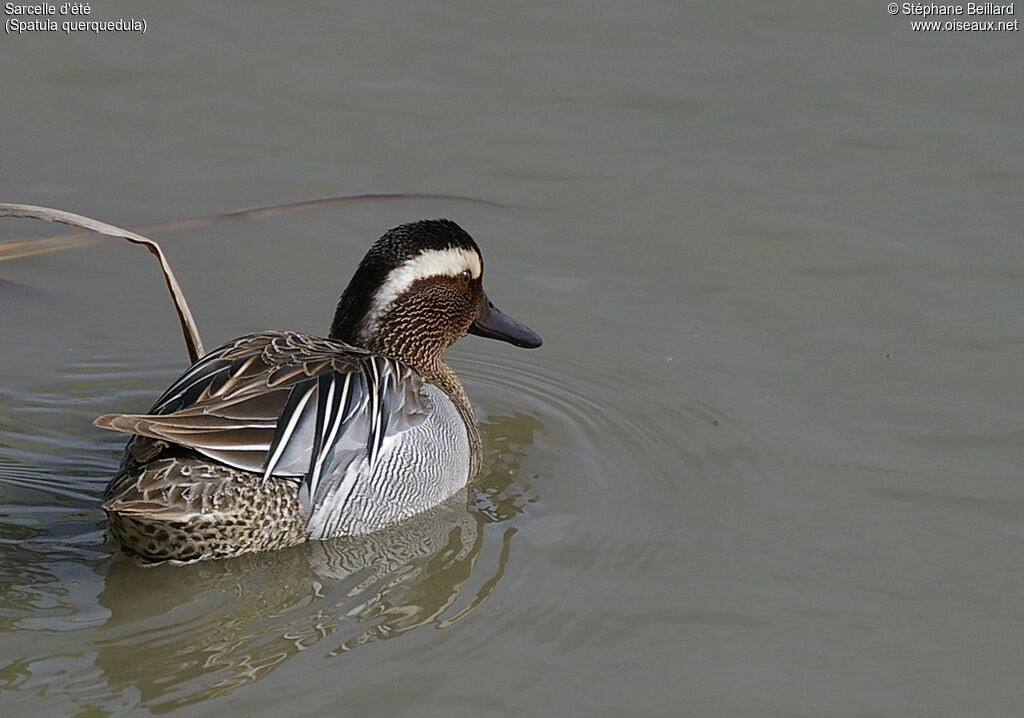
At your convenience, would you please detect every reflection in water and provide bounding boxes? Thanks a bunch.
[92,412,541,711]
[0,380,115,638]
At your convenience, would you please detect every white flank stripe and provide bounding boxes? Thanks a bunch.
[306,375,336,495]
[309,374,349,498]
[263,384,316,479]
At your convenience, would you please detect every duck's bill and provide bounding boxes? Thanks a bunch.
[470,293,542,349]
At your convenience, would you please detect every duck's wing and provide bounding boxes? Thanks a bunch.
[96,330,428,488]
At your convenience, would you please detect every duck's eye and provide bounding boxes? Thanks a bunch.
[457,269,472,285]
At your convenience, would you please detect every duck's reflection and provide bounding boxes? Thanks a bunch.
[94,412,541,711]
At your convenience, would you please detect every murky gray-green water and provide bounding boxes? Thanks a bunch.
[2,2,1022,716]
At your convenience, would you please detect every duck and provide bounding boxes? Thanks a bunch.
[95,219,542,563]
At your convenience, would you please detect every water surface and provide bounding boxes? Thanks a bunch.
[1,2,1022,716]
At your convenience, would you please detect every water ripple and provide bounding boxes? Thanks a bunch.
[0,346,549,710]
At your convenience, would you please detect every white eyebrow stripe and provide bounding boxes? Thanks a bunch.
[361,247,481,339]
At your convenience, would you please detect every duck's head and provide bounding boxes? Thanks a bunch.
[330,219,541,369]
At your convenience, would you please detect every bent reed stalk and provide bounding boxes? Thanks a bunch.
[0,203,205,363]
